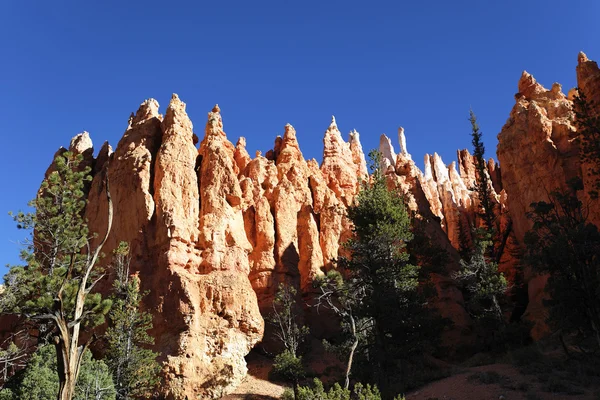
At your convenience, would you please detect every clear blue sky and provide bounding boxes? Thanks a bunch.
[1,0,598,276]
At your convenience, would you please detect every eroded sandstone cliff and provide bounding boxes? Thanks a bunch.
[67,100,483,397]
[497,52,600,338]
[31,51,600,398]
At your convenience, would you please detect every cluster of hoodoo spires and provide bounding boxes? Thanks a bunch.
[2,51,597,399]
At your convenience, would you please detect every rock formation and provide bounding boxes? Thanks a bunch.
[34,101,486,397]
[21,51,600,397]
[497,52,600,338]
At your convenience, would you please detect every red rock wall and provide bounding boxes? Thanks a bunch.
[28,52,600,397]
[497,52,600,338]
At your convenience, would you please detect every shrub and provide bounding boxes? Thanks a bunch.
[0,345,115,400]
[270,350,305,383]
[282,378,405,400]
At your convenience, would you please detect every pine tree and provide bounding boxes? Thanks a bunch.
[105,243,160,400]
[0,345,115,400]
[469,110,496,235]
[453,230,508,349]
[268,284,309,398]
[314,270,362,390]
[525,178,600,350]
[0,151,114,400]
[333,150,442,395]
[267,284,310,358]
[573,90,600,199]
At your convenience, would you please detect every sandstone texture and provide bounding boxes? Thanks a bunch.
[497,52,600,338]
[20,51,599,398]
[37,101,486,396]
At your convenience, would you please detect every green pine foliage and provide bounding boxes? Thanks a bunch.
[0,150,114,400]
[525,178,600,350]
[2,152,111,324]
[335,150,443,394]
[454,230,508,350]
[573,90,600,199]
[268,284,310,358]
[105,243,160,400]
[455,231,507,317]
[270,350,305,383]
[0,345,115,400]
[268,284,310,397]
[469,110,496,235]
[281,378,405,400]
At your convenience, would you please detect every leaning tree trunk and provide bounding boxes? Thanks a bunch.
[54,171,113,400]
[344,315,358,390]
[55,336,83,400]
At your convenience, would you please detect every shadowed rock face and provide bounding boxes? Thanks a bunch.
[27,51,599,399]
[497,53,600,338]
[39,101,474,397]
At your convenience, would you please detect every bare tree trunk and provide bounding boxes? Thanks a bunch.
[345,315,358,390]
[56,340,79,400]
[54,171,113,400]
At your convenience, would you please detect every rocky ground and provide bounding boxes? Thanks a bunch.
[226,348,600,400]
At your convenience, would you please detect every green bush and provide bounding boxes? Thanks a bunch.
[0,389,15,400]
[270,350,305,383]
[282,378,405,400]
[0,345,115,400]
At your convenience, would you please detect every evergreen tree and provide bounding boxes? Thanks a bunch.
[469,110,496,235]
[525,178,600,350]
[453,230,508,349]
[314,270,363,390]
[281,378,405,400]
[0,151,114,400]
[0,338,28,385]
[268,284,309,398]
[268,284,310,358]
[573,90,600,199]
[104,243,160,400]
[0,345,115,400]
[334,150,442,395]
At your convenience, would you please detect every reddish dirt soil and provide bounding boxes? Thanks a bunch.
[225,354,599,400]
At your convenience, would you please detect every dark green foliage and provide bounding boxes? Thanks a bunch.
[281,378,405,400]
[270,350,305,383]
[573,90,600,199]
[269,284,309,397]
[1,151,115,400]
[333,150,444,394]
[469,110,496,234]
[0,345,115,400]
[105,243,160,400]
[0,339,28,384]
[314,269,365,390]
[454,232,507,318]
[454,230,508,351]
[407,218,450,278]
[268,284,310,357]
[524,178,600,350]
[2,152,111,326]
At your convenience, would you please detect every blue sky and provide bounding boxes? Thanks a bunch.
[1,0,598,276]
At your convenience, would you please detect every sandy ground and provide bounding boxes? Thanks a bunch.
[225,354,599,400]
[406,363,597,400]
[222,352,287,400]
